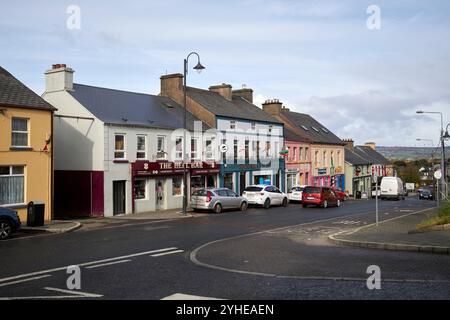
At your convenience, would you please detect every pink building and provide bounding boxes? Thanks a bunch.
[284,129,312,190]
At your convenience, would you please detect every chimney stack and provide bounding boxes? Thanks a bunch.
[45,64,74,92]
[262,99,283,116]
[232,88,253,103]
[209,83,232,101]
[365,142,376,150]
[160,73,184,104]
[343,139,355,149]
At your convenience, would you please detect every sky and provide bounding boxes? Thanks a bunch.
[1,0,450,147]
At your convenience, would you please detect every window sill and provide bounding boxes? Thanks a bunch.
[10,147,33,151]
[113,160,129,164]
[0,203,27,209]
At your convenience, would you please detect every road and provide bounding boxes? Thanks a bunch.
[1,197,449,300]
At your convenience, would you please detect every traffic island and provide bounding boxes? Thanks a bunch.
[328,208,450,255]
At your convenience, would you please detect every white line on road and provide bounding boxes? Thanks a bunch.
[0,275,52,288]
[0,287,103,300]
[150,250,184,257]
[85,259,131,269]
[161,293,224,300]
[44,287,103,297]
[0,247,179,284]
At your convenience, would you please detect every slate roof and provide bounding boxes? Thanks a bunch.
[187,87,282,124]
[0,66,56,111]
[345,147,372,165]
[355,146,391,165]
[69,84,210,131]
[280,110,344,145]
[284,128,311,143]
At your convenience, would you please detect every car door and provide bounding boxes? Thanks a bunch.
[217,189,231,208]
[226,189,240,208]
[273,186,284,204]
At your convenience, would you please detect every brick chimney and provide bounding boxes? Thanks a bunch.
[262,99,283,116]
[160,73,183,104]
[45,64,74,92]
[209,84,232,101]
[232,88,253,103]
[365,142,376,150]
[343,139,355,149]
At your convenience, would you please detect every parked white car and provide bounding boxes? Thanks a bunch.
[242,185,289,209]
[380,177,406,200]
[288,185,306,202]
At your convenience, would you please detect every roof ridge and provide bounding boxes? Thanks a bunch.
[74,83,162,98]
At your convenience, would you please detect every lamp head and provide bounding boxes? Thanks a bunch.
[444,131,450,140]
[193,61,205,74]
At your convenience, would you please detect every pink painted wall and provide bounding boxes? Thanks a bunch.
[285,140,312,185]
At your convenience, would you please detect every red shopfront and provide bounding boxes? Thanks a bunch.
[131,161,219,212]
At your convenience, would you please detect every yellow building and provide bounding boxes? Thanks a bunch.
[0,67,56,222]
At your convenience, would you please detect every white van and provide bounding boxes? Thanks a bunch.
[380,177,405,200]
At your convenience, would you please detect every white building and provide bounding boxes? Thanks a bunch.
[43,64,218,218]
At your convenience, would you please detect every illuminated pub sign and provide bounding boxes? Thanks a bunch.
[132,161,219,176]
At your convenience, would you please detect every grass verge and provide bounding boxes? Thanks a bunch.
[417,201,450,229]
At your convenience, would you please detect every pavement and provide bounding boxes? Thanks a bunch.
[329,207,450,254]
[20,220,81,234]
[1,197,449,300]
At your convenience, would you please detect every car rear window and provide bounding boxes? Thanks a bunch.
[192,189,208,196]
[245,186,263,192]
[304,187,321,194]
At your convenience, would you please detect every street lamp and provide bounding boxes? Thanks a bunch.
[182,52,205,215]
[416,110,446,202]
[444,123,450,140]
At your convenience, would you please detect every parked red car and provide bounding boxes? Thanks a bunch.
[332,187,348,201]
[302,186,341,208]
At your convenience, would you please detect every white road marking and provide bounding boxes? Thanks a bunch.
[0,287,103,300]
[150,250,184,257]
[85,259,131,269]
[0,275,51,288]
[161,293,223,300]
[0,247,179,284]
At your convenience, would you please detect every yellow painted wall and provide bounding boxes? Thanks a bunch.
[311,144,345,176]
[0,107,53,222]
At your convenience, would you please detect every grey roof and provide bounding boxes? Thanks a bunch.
[69,84,210,131]
[280,110,344,145]
[187,87,282,124]
[0,66,56,111]
[345,147,372,165]
[355,146,391,165]
[284,128,311,143]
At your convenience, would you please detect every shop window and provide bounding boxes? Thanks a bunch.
[11,118,29,147]
[191,176,205,193]
[134,180,146,200]
[224,173,233,190]
[136,135,146,159]
[172,178,182,196]
[0,166,25,205]
[114,134,125,159]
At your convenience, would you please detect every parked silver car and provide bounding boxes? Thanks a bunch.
[190,188,248,214]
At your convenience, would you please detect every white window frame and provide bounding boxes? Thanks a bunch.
[230,120,236,130]
[114,134,126,160]
[11,117,29,148]
[175,137,183,160]
[136,135,147,160]
[157,136,167,159]
[0,165,25,206]
[251,122,256,131]
[205,138,214,160]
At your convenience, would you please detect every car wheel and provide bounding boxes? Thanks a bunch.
[214,203,222,214]
[264,198,271,209]
[240,202,248,212]
[323,200,328,208]
[0,220,13,240]
[336,200,341,207]
[282,198,288,207]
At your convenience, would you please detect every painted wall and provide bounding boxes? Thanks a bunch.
[285,139,312,187]
[0,107,53,222]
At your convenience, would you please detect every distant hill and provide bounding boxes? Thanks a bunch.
[377,146,441,161]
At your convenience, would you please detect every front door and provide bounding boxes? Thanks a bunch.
[155,179,164,210]
[113,181,126,215]
[239,172,246,195]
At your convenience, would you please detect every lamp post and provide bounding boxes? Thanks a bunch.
[182,52,205,215]
[416,110,446,203]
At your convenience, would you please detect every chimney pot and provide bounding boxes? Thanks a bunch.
[232,88,253,103]
[209,83,233,101]
[262,99,283,116]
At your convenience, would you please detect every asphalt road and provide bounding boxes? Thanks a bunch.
[1,197,449,300]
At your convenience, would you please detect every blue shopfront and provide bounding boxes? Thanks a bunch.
[219,159,286,195]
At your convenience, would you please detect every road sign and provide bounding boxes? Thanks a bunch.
[434,170,442,180]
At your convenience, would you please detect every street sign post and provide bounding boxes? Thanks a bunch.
[374,174,379,227]
[435,169,442,207]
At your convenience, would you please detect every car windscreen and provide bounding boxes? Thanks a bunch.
[244,186,263,192]
[304,187,321,194]
[192,189,208,196]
